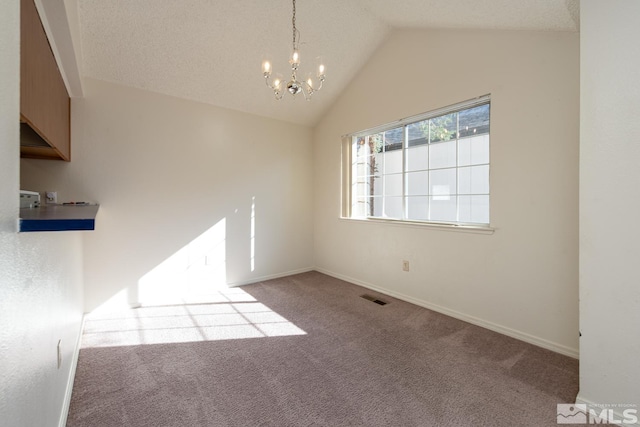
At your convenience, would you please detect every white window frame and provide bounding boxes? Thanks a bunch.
[342,95,493,232]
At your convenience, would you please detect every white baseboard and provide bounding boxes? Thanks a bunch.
[575,394,640,426]
[228,267,315,287]
[314,267,579,359]
[58,314,85,427]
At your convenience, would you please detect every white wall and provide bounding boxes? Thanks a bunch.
[313,29,580,356]
[0,1,84,426]
[579,0,640,413]
[22,78,314,312]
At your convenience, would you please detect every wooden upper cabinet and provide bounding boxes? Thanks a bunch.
[20,0,71,161]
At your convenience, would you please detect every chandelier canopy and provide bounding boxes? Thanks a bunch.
[262,0,326,100]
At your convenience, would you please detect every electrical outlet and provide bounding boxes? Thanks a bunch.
[402,260,410,272]
[45,191,57,204]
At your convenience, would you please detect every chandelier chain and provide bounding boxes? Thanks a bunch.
[292,0,297,50]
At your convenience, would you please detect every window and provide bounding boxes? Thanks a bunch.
[344,96,490,226]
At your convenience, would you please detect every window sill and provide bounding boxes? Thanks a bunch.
[339,216,495,235]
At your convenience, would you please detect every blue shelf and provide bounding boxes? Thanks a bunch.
[19,204,99,232]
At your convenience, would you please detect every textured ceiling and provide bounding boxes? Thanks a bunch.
[76,0,579,127]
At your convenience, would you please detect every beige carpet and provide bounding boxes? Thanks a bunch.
[67,271,580,426]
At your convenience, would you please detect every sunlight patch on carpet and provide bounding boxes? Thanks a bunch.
[82,298,306,348]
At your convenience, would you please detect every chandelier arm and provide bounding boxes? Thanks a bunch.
[264,74,284,100]
[312,78,325,93]
[300,86,311,101]
[264,74,276,90]
[303,76,324,97]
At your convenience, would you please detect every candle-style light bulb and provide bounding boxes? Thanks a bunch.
[291,50,300,66]
[262,60,271,75]
[272,72,284,91]
[318,63,325,78]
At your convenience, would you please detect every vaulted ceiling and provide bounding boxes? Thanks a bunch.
[57,0,579,127]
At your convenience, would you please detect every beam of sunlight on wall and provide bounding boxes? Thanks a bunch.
[251,196,255,272]
[81,287,306,348]
[137,218,227,306]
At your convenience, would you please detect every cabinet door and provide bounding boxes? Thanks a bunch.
[20,0,70,161]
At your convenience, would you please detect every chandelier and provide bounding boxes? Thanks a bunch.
[262,0,326,100]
